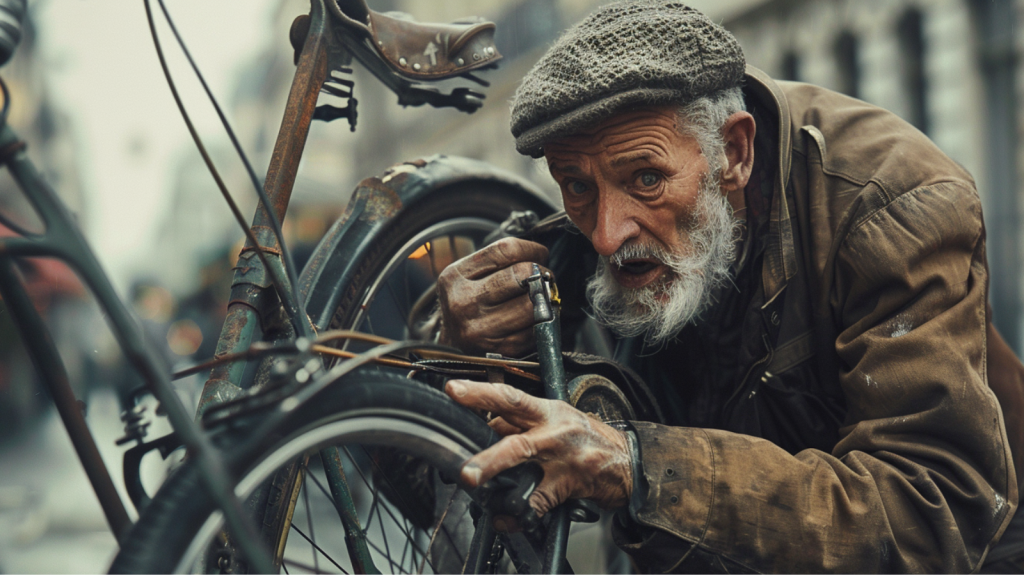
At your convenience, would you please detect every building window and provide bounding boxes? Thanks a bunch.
[834,31,860,98]
[897,9,929,134]
[780,51,801,81]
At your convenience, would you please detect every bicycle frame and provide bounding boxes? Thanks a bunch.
[0,0,575,571]
[0,0,343,566]
[0,128,134,541]
[194,0,336,416]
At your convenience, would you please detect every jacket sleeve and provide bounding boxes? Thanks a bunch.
[614,181,1017,573]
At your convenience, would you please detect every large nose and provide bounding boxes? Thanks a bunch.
[590,190,641,257]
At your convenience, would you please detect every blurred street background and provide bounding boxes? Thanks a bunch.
[1,0,1023,572]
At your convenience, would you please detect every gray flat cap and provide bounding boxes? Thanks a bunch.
[511,1,745,157]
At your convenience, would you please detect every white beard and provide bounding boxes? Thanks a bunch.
[585,171,742,346]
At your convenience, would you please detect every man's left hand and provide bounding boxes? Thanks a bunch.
[445,379,633,521]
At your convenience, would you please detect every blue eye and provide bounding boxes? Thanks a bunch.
[639,172,661,187]
[569,181,589,195]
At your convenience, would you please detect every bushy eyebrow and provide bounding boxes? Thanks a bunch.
[547,162,584,175]
[610,152,655,168]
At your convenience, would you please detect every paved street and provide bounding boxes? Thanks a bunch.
[0,390,136,574]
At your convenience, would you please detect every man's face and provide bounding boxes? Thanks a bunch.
[544,106,741,343]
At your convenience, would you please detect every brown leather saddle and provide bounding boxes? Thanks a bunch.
[330,0,502,80]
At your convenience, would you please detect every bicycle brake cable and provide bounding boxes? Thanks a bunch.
[145,0,311,339]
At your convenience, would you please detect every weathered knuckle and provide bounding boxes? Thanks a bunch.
[447,298,469,316]
[492,237,518,261]
[495,334,528,357]
[530,488,559,515]
[437,266,459,290]
[506,434,536,460]
[498,384,526,406]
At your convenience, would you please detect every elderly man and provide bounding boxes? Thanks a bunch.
[436,1,1024,572]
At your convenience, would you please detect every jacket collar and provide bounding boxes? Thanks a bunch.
[744,65,796,305]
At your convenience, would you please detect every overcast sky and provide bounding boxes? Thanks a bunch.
[33,0,278,287]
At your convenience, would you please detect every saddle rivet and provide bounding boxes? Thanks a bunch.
[398,57,408,66]
[378,40,383,46]
[485,46,495,56]
[473,52,481,61]
[413,62,422,71]
[457,57,465,66]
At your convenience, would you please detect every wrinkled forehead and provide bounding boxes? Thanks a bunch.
[543,106,697,168]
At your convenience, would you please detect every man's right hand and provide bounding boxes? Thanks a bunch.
[436,237,551,357]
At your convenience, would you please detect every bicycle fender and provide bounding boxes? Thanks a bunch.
[299,154,557,330]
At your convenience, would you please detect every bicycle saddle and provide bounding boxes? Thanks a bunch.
[331,0,501,80]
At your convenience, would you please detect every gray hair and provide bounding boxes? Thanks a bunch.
[676,86,746,174]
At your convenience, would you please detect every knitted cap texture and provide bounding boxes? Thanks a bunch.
[511,1,745,157]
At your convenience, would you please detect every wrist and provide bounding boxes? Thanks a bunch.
[605,422,647,520]
[596,420,635,509]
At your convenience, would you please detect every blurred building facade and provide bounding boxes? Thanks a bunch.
[150,0,1024,354]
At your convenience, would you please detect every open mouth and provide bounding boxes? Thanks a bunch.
[611,258,665,288]
[618,259,659,275]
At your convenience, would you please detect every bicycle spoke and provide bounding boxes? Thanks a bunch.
[399,517,412,571]
[384,276,411,324]
[306,466,338,507]
[355,446,465,571]
[335,446,478,574]
[425,238,438,280]
[420,488,459,574]
[360,527,406,574]
[283,557,340,575]
[369,475,399,573]
[290,525,350,575]
[301,466,320,574]
[340,447,431,560]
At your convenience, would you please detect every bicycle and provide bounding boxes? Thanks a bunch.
[0,0,658,573]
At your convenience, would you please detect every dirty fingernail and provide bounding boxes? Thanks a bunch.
[448,381,468,397]
[464,463,482,485]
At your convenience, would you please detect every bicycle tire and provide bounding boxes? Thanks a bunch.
[114,165,555,574]
[110,372,500,574]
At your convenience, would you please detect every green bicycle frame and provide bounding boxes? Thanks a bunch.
[0,124,277,572]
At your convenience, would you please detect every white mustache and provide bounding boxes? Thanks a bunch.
[611,243,670,268]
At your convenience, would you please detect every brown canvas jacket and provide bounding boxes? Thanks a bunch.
[613,66,1021,573]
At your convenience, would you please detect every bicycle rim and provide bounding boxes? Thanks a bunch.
[180,413,477,573]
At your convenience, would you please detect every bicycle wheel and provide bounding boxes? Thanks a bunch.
[110,372,509,574]
[115,165,555,574]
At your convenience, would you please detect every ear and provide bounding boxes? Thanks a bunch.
[718,111,756,195]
